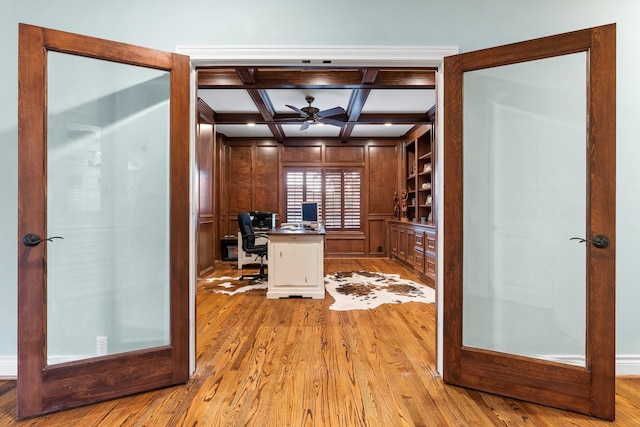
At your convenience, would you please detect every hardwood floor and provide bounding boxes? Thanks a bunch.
[1,258,639,426]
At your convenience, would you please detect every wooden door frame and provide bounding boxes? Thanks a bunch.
[442,24,616,419]
[17,23,191,418]
[177,44,455,373]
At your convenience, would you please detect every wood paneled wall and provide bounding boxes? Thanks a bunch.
[195,100,217,277]
[219,137,401,258]
[367,144,401,255]
[220,140,280,236]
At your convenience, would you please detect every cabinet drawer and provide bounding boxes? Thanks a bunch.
[414,232,424,249]
[425,234,436,251]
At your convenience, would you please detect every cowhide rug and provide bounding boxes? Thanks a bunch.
[200,276,267,295]
[324,270,435,311]
[200,271,435,311]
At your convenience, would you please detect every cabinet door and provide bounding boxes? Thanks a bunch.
[424,252,436,284]
[406,228,416,266]
[272,241,320,287]
[389,224,399,257]
[414,248,425,274]
[398,227,407,261]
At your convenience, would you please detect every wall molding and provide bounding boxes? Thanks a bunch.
[615,355,640,376]
[0,355,82,379]
[176,45,459,68]
[0,357,16,379]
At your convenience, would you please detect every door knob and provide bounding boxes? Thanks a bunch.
[22,233,64,247]
[569,235,610,249]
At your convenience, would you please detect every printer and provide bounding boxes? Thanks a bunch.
[250,211,276,230]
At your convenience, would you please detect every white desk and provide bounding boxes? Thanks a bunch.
[266,227,325,299]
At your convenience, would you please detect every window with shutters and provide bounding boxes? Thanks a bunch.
[284,168,362,231]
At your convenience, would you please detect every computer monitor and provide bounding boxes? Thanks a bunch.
[301,201,319,226]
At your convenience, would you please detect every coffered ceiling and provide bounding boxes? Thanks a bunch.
[197,67,437,144]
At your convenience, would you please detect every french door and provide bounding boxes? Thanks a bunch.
[443,25,616,419]
[17,24,191,418]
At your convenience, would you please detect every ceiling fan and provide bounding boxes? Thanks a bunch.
[280,96,346,131]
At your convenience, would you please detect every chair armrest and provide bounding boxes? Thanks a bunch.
[244,232,268,239]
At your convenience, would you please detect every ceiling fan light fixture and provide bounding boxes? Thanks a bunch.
[278,96,347,131]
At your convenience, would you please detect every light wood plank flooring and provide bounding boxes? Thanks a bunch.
[1,258,639,426]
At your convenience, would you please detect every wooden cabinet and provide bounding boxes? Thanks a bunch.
[393,107,437,285]
[403,123,434,224]
[388,220,436,286]
[419,227,437,285]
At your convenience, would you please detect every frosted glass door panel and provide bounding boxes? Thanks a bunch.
[462,53,587,365]
[46,52,171,364]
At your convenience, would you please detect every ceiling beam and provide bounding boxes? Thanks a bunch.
[198,67,436,89]
[340,68,379,142]
[236,68,287,143]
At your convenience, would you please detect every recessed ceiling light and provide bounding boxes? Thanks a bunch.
[384,123,392,127]
[246,122,255,127]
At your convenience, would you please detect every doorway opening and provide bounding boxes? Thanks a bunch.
[178,45,458,375]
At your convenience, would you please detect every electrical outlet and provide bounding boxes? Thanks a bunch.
[96,336,108,356]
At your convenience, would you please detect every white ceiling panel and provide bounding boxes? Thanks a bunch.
[216,124,274,138]
[363,89,435,113]
[281,123,342,138]
[350,124,414,138]
[199,89,256,113]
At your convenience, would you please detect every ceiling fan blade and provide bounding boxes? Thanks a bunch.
[299,121,311,131]
[317,106,346,117]
[318,117,346,127]
[286,104,307,116]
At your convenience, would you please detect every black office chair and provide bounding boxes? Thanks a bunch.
[237,212,268,283]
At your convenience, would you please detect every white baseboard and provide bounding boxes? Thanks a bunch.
[0,355,83,380]
[0,356,17,379]
[2,355,640,380]
[615,355,640,375]
[544,355,640,375]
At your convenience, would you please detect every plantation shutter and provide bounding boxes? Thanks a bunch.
[324,171,342,229]
[286,171,304,223]
[306,171,323,220]
[284,168,362,231]
[343,170,361,229]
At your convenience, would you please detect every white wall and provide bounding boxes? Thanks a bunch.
[2,0,639,374]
